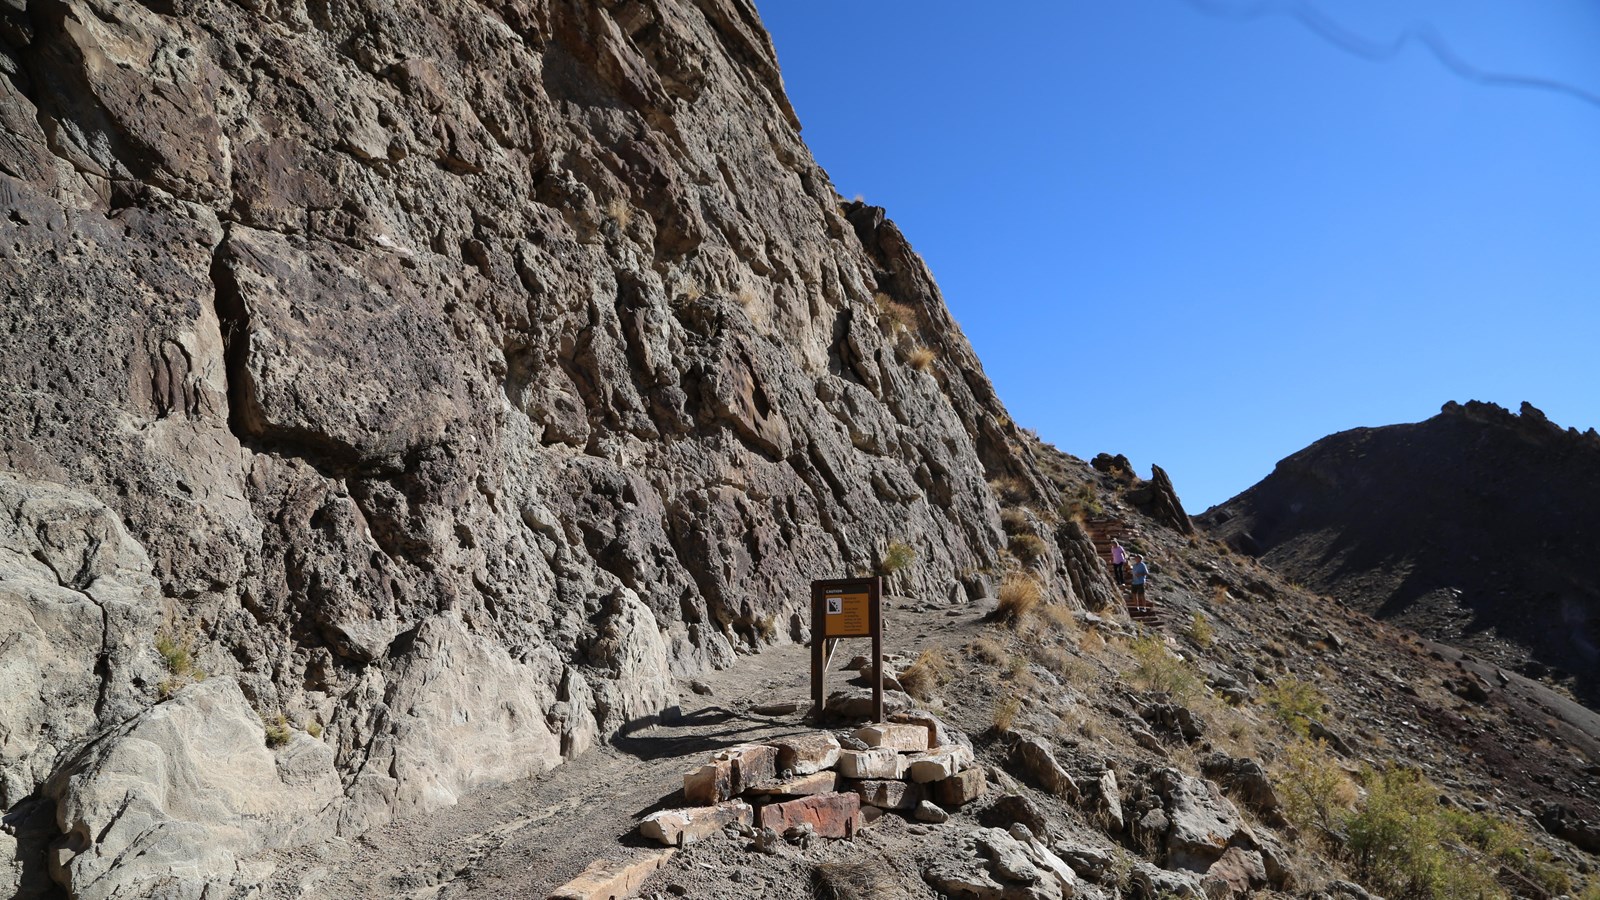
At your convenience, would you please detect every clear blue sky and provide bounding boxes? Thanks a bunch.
[760,1,1600,511]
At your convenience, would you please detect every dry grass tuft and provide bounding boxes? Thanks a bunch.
[995,573,1042,625]
[967,636,1007,665]
[734,285,758,307]
[992,695,1023,733]
[999,507,1029,535]
[1079,629,1106,655]
[898,648,952,701]
[874,292,918,332]
[605,196,633,229]
[263,712,292,749]
[989,476,1031,504]
[1037,603,1077,633]
[907,346,937,371]
[1009,533,1048,567]
[813,858,903,900]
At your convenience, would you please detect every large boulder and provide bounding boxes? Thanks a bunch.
[45,677,341,899]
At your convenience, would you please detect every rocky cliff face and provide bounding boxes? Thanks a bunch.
[1203,400,1600,700]
[0,0,1112,895]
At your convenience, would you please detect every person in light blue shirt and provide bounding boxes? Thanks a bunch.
[1130,555,1149,613]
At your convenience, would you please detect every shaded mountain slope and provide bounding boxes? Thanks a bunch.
[1202,400,1600,699]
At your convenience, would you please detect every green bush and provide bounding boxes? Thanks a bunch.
[1124,634,1200,702]
[1260,675,1324,737]
[1186,610,1214,648]
[879,540,916,576]
[1345,766,1506,899]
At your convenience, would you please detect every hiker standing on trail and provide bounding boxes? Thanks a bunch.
[1110,540,1127,585]
[1130,554,1149,612]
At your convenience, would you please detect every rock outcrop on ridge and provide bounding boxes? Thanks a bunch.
[0,0,1115,895]
[1203,400,1600,700]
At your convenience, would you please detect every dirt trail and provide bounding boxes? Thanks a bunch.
[260,601,977,899]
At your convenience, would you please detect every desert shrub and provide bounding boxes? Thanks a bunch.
[263,713,292,749]
[1440,807,1572,896]
[1004,654,1029,680]
[989,476,1030,504]
[1058,483,1104,520]
[1261,676,1325,737]
[734,285,757,307]
[968,636,1007,665]
[156,631,193,678]
[995,573,1042,625]
[1037,603,1076,633]
[878,540,916,576]
[873,292,917,331]
[1186,610,1214,648]
[1009,533,1048,566]
[992,695,1022,732]
[999,507,1029,535]
[1344,766,1507,900]
[306,721,324,740]
[898,648,951,701]
[813,858,902,900]
[1124,634,1200,701]
[1034,646,1094,684]
[907,346,937,371]
[155,629,206,698]
[605,196,632,229]
[1277,738,1357,839]
[1079,629,1106,655]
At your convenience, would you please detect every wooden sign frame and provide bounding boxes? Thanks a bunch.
[811,576,883,724]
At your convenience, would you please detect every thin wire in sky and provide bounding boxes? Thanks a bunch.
[1180,0,1600,111]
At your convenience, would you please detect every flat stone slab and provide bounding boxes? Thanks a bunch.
[639,801,752,847]
[850,778,925,811]
[747,770,839,797]
[837,746,902,779]
[546,848,675,899]
[756,792,861,839]
[934,768,986,808]
[772,732,840,775]
[854,723,929,753]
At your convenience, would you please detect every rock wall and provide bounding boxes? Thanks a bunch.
[0,0,1096,894]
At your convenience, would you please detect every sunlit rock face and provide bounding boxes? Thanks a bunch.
[0,0,1112,894]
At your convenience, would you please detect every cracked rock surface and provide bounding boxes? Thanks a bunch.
[0,0,1111,895]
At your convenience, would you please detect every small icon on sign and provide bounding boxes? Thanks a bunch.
[826,597,842,614]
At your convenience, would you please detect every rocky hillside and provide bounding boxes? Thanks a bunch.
[0,0,1120,896]
[1202,401,1600,701]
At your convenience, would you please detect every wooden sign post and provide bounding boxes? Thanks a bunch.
[811,576,884,723]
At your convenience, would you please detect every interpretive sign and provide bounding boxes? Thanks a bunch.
[811,576,884,723]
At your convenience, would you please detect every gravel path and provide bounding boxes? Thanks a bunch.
[259,602,975,899]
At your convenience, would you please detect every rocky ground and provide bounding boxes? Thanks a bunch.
[234,448,1600,899]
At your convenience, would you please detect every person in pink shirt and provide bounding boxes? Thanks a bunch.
[1110,540,1127,585]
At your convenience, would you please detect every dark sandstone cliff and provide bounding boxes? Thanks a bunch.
[1203,400,1600,698]
[0,0,1116,895]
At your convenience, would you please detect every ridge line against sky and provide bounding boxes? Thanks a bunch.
[759,0,1600,511]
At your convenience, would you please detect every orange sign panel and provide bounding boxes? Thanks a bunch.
[822,591,871,637]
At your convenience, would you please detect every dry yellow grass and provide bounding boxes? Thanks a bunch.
[992,695,1023,732]
[874,292,918,331]
[968,636,1007,665]
[605,196,633,229]
[734,285,757,307]
[995,573,1042,625]
[898,647,951,701]
[907,345,936,371]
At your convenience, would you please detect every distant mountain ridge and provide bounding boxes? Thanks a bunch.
[1202,400,1600,699]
